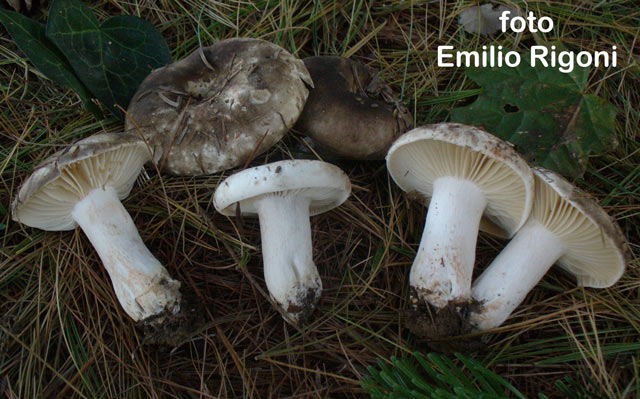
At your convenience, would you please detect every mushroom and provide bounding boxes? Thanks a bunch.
[471,168,628,330]
[385,123,534,317]
[295,56,412,160]
[459,4,519,35]
[11,133,181,323]
[213,160,351,325]
[126,38,312,176]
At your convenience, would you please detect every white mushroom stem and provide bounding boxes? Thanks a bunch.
[71,187,181,322]
[471,220,566,330]
[410,176,487,308]
[254,194,322,324]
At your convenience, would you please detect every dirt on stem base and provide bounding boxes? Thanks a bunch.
[141,292,206,346]
[404,288,485,354]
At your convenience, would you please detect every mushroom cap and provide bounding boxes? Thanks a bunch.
[125,38,312,176]
[12,133,152,231]
[531,168,628,287]
[213,160,351,217]
[459,4,519,35]
[386,123,534,237]
[295,56,413,160]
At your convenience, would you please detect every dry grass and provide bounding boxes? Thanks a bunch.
[1,1,639,398]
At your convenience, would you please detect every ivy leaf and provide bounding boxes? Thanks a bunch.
[45,0,172,119]
[451,44,618,178]
[0,8,102,118]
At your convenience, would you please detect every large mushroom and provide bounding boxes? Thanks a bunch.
[126,38,312,176]
[385,123,534,335]
[471,168,628,330]
[213,160,351,325]
[295,56,413,160]
[12,133,181,324]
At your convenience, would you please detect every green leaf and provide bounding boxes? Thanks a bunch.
[451,44,619,178]
[0,8,102,118]
[45,0,172,119]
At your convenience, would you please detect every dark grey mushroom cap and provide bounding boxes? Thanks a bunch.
[12,133,151,231]
[125,38,312,176]
[295,56,413,160]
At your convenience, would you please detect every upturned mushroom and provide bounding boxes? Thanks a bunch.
[11,133,181,324]
[295,56,413,160]
[385,123,534,323]
[471,168,628,330]
[126,38,312,176]
[213,160,351,325]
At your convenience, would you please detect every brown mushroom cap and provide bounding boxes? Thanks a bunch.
[11,133,151,231]
[295,56,413,160]
[125,38,312,176]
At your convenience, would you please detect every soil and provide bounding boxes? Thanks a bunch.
[141,291,206,346]
[404,288,485,354]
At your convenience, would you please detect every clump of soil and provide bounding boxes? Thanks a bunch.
[404,288,485,354]
[141,292,206,346]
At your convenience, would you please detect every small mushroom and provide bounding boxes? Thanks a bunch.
[471,168,628,330]
[295,56,413,160]
[386,124,534,319]
[459,4,519,35]
[126,38,312,176]
[11,133,181,324]
[213,160,351,325]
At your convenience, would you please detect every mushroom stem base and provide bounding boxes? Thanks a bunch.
[72,187,181,322]
[410,177,487,309]
[471,220,566,330]
[255,194,322,325]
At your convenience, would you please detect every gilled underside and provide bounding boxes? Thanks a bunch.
[469,170,627,331]
[385,135,533,340]
[14,144,149,231]
[389,139,529,233]
[531,175,625,287]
